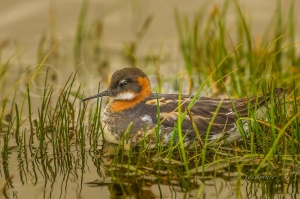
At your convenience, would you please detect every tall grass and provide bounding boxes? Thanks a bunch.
[74,0,89,67]
[172,0,300,195]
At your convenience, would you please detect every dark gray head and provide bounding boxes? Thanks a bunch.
[82,67,152,101]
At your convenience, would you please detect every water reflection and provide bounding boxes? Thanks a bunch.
[85,143,300,199]
[1,137,299,198]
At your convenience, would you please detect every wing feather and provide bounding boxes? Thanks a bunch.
[143,88,284,137]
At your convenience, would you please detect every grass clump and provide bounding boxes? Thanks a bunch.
[175,0,299,96]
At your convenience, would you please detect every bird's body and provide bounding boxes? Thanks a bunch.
[83,67,284,147]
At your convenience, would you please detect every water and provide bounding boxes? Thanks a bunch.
[1,130,299,198]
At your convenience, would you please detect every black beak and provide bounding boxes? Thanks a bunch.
[82,90,110,102]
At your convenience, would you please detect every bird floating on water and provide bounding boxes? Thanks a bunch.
[82,67,284,148]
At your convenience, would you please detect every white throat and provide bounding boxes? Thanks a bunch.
[114,92,136,100]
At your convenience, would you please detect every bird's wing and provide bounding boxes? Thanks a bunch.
[157,98,237,135]
[144,94,237,137]
[145,88,285,137]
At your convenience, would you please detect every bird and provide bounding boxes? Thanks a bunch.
[82,67,284,148]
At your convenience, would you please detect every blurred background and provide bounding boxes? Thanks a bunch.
[1,0,299,98]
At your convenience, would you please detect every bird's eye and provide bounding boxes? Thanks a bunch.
[118,80,128,87]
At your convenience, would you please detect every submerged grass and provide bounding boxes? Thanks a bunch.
[0,0,300,198]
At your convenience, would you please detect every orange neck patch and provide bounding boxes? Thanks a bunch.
[109,76,152,112]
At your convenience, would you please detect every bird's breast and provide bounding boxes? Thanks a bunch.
[101,102,155,135]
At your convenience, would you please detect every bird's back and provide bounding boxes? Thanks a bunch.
[102,88,285,145]
[139,88,284,142]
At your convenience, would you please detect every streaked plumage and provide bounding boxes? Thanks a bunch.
[82,67,284,147]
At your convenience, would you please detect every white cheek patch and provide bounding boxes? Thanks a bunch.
[114,92,136,100]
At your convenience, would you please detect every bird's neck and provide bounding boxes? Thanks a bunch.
[109,76,152,112]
